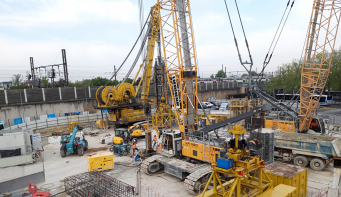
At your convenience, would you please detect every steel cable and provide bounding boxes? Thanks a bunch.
[258,0,295,80]
[104,11,151,87]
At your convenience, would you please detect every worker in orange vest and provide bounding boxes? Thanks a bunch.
[153,135,157,148]
[132,141,139,155]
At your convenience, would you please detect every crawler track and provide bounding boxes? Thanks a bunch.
[184,167,212,195]
[141,155,163,174]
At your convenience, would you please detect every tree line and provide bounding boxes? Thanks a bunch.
[8,75,140,89]
[263,47,341,96]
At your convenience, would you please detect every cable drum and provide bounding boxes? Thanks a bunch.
[116,83,136,102]
[96,86,118,106]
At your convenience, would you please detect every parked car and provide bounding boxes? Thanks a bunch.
[219,103,229,110]
[198,103,208,109]
[210,106,219,110]
[202,102,213,107]
[210,102,220,106]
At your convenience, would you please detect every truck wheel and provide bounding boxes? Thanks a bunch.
[60,149,66,158]
[310,158,325,171]
[78,146,84,156]
[294,156,308,167]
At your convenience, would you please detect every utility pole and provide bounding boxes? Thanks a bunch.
[62,49,69,87]
[222,64,223,72]
[114,65,117,87]
[225,67,226,77]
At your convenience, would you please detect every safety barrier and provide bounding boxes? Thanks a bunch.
[3,113,108,130]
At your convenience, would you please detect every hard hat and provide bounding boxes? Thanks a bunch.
[154,135,156,137]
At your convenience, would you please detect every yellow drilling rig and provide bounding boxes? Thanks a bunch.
[95,5,160,127]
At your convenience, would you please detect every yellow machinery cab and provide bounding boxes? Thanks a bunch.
[113,128,131,144]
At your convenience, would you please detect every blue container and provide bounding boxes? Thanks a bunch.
[217,158,234,170]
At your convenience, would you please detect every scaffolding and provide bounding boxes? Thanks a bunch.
[64,171,136,197]
[152,103,176,128]
[229,98,248,117]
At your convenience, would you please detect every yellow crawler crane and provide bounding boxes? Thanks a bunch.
[254,0,341,134]
[197,125,296,197]
[142,1,273,195]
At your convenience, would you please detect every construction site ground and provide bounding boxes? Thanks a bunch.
[8,126,336,197]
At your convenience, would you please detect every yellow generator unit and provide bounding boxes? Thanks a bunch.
[87,152,114,172]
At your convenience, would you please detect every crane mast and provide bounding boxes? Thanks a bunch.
[157,0,198,136]
[299,0,341,131]
[141,5,160,104]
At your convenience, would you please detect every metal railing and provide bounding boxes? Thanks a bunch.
[4,113,108,130]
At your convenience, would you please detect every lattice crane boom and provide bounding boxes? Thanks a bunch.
[299,0,341,131]
[157,0,198,135]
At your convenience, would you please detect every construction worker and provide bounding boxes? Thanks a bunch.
[132,141,139,155]
[153,135,158,148]
[157,143,161,151]
[310,120,318,132]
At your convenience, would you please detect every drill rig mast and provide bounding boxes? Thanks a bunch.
[95,5,160,126]
[158,0,198,136]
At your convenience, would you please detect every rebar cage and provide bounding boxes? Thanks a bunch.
[64,171,136,197]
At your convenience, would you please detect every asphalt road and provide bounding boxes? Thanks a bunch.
[317,103,341,116]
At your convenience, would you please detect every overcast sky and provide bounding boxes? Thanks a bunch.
[0,0,340,82]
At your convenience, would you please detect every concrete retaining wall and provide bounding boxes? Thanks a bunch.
[0,101,85,127]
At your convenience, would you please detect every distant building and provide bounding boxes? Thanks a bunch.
[0,81,12,88]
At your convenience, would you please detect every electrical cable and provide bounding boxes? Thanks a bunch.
[103,11,151,87]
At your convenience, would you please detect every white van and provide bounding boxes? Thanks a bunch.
[219,103,229,110]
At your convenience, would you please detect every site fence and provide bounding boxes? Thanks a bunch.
[3,113,109,130]
[318,114,341,127]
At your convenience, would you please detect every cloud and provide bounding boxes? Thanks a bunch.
[0,0,138,27]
